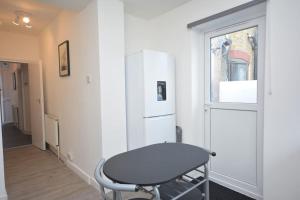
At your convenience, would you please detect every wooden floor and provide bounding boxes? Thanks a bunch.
[4,145,150,200]
[4,146,101,200]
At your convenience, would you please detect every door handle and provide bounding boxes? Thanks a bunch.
[37,98,41,104]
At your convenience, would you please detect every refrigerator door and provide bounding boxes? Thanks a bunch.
[143,50,175,117]
[144,114,176,146]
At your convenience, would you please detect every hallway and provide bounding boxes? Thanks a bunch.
[2,124,31,149]
[4,146,101,200]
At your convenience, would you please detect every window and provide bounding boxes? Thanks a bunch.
[210,27,258,103]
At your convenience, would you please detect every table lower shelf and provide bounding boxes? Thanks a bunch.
[158,179,204,200]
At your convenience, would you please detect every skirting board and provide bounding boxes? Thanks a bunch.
[0,193,8,200]
[48,147,101,192]
[65,159,107,193]
[65,159,108,193]
[65,159,91,184]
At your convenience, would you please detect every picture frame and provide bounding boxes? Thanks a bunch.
[58,40,70,77]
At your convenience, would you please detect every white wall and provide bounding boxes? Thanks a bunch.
[97,0,127,159]
[39,0,102,178]
[125,0,251,146]
[39,0,127,181]
[0,31,39,62]
[125,0,300,199]
[263,0,300,199]
[125,14,151,55]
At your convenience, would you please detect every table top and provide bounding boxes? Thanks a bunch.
[103,143,209,186]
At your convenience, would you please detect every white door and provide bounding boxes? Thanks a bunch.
[204,17,265,199]
[28,61,46,150]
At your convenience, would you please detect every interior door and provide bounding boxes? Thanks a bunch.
[204,17,265,199]
[28,61,46,150]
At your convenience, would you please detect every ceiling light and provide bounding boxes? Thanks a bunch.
[12,11,33,29]
[23,16,30,24]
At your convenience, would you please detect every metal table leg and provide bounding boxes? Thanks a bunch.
[112,191,123,200]
[204,164,209,200]
[99,185,106,200]
[154,186,160,200]
[113,191,123,200]
[113,191,117,200]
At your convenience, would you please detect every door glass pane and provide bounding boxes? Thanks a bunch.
[210,27,258,103]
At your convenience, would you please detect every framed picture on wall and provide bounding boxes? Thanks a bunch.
[58,40,70,77]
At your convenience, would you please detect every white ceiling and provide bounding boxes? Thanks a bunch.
[122,0,192,19]
[0,0,192,35]
[0,0,61,35]
[37,0,93,11]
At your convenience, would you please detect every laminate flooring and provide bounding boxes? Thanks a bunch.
[4,146,149,200]
[4,146,101,200]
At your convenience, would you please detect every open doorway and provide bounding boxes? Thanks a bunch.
[0,61,31,149]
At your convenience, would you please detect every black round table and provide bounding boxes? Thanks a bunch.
[103,143,209,186]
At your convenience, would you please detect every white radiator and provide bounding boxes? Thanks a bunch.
[45,114,59,153]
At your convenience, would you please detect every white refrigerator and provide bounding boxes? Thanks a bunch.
[126,50,176,150]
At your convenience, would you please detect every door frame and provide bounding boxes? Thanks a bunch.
[0,57,46,197]
[204,16,265,199]
[0,57,46,146]
[0,58,29,125]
